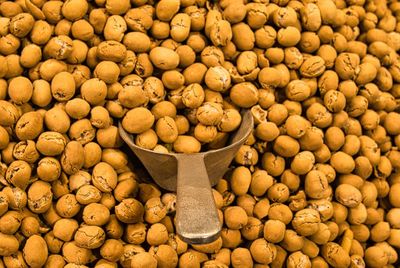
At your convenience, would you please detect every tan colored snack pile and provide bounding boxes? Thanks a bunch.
[1,0,400,267]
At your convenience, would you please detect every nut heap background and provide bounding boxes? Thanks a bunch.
[1,0,400,267]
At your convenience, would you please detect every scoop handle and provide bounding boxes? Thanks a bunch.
[175,154,221,244]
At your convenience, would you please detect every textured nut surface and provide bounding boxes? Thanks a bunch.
[0,0,400,266]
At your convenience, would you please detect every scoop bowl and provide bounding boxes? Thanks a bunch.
[119,109,253,244]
